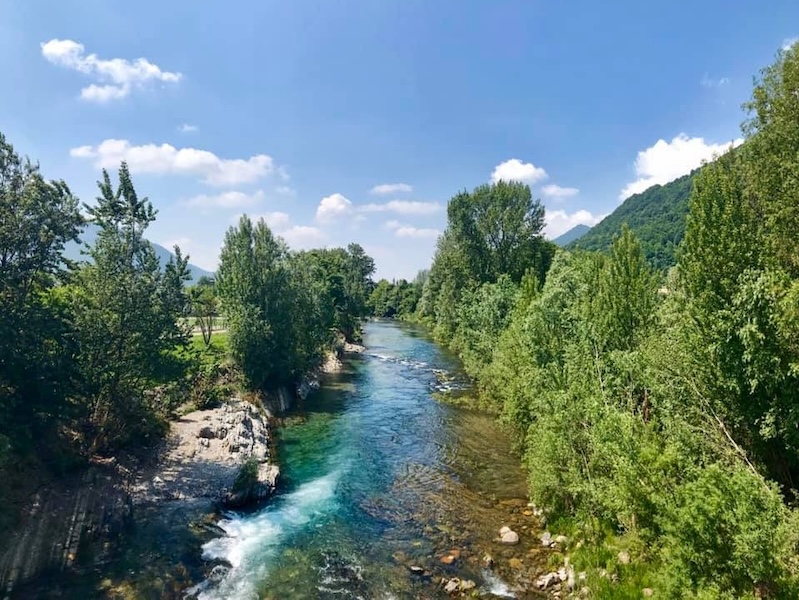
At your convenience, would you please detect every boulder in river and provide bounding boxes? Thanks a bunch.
[500,529,520,545]
[223,461,280,508]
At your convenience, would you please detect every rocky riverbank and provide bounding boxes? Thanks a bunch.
[0,346,354,598]
[132,400,279,509]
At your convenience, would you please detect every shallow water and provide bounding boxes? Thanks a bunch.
[192,320,542,599]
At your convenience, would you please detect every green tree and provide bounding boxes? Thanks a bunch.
[72,163,189,450]
[0,132,83,459]
[216,216,293,390]
[189,276,219,347]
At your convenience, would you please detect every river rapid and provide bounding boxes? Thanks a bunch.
[190,320,545,599]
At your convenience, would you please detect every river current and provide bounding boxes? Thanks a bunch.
[190,320,539,599]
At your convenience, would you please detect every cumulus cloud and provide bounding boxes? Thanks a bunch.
[361,200,442,215]
[491,159,548,185]
[370,183,412,195]
[179,123,198,133]
[700,74,730,88]
[41,38,181,102]
[545,210,605,239]
[260,212,291,229]
[620,133,743,200]
[541,184,579,199]
[185,190,264,209]
[316,193,353,222]
[385,220,440,239]
[70,139,276,186]
[280,225,325,248]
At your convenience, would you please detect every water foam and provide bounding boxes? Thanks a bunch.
[480,568,516,598]
[190,467,343,600]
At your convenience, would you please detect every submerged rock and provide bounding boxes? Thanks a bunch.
[500,529,520,545]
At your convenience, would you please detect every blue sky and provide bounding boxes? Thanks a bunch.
[1,0,796,280]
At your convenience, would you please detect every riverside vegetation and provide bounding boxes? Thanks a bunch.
[370,46,799,597]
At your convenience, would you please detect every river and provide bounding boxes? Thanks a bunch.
[189,320,544,599]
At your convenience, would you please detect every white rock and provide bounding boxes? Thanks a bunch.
[499,525,511,535]
[500,530,520,544]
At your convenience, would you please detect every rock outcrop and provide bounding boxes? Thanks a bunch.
[134,400,278,507]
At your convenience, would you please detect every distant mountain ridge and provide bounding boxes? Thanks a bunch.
[63,224,214,283]
[553,224,591,247]
[568,169,698,270]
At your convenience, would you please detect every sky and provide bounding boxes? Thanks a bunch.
[1,1,796,280]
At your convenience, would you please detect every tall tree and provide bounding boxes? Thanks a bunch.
[73,163,189,450]
[216,216,296,390]
[0,133,83,457]
[447,180,547,284]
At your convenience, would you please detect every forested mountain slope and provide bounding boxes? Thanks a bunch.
[568,170,697,269]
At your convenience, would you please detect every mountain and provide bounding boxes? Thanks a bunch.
[568,170,697,270]
[63,224,214,283]
[553,224,591,247]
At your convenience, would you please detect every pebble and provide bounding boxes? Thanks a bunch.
[509,557,523,569]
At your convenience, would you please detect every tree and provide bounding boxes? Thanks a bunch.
[216,215,320,390]
[0,132,83,458]
[189,276,218,347]
[447,180,547,284]
[72,163,189,450]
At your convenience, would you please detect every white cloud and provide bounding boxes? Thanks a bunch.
[370,182,413,195]
[276,185,296,196]
[280,225,325,248]
[541,184,579,199]
[41,38,181,102]
[491,158,548,185]
[179,123,198,133]
[184,190,264,209]
[620,133,743,200]
[783,37,798,52]
[316,193,353,222]
[545,210,605,239]
[70,139,276,186]
[700,74,730,88]
[385,220,440,239]
[361,200,442,215]
[260,212,291,229]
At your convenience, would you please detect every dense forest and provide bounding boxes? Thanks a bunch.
[372,46,799,597]
[0,142,373,524]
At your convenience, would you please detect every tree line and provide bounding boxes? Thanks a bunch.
[0,140,373,502]
[371,47,799,597]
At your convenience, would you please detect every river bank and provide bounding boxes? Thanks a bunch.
[0,345,355,599]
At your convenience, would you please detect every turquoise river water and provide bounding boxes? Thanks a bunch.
[186,320,545,599]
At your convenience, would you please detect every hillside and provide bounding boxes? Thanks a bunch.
[568,170,697,270]
[553,224,591,246]
[64,224,214,282]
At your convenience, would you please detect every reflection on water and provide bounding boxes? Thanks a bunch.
[194,321,543,599]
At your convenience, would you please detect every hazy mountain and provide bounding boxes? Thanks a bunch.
[63,224,214,283]
[553,224,591,247]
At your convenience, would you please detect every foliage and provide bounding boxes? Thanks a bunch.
[189,276,219,347]
[0,132,83,459]
[70,163,191,451]
[217,215,375,391]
